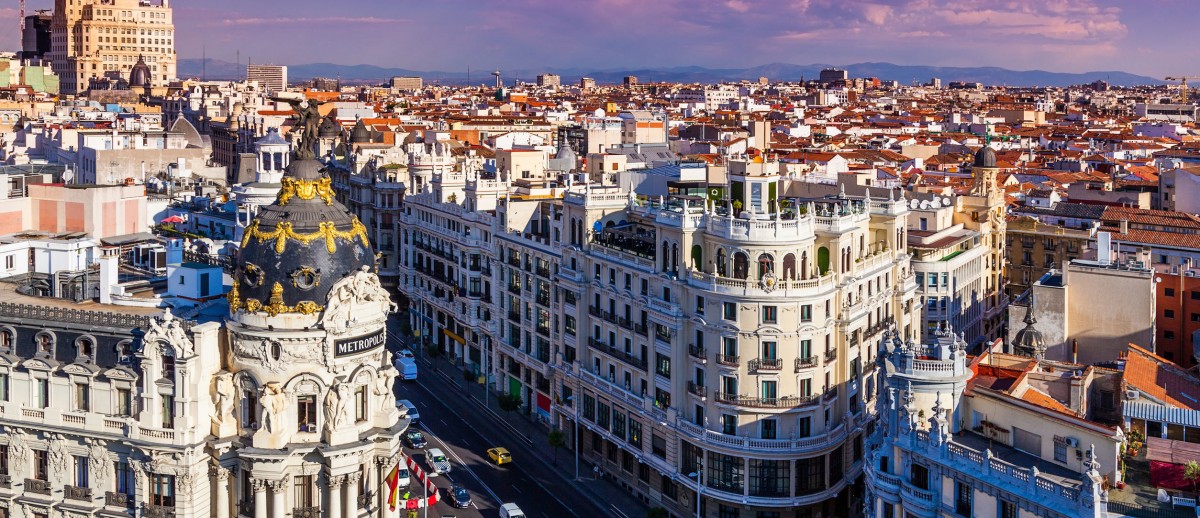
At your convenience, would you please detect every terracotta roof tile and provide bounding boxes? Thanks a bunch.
[1123,344,1200,410]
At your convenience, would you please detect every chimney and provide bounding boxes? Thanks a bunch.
[1096,231,1112,266]
[1072,338,1079,364]
[1120,219,1129,234]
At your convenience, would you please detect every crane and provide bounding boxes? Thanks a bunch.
[1165,76,1200,103]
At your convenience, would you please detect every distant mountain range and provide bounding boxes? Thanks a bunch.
[178,59,1163,88]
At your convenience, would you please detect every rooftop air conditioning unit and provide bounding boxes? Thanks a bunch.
[1126,389,1140,400]
[1066,436,1080,448]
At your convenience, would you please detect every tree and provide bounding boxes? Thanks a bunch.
[645,507,669,518]
[1186,461,1200,492]
[547,429,566,465]
[498,393,523,415]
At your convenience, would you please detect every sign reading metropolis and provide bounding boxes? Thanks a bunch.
[334,329,386,357]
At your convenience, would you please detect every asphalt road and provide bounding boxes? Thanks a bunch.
[388,326,614,518]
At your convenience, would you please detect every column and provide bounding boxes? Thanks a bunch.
[376,457,395,518]
[253,480,268,518]
[270,479,286,518]
[344,473,361,518]
[327,476,344,518]
[213,466,231,518]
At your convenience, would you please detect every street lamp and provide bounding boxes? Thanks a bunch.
[688,465,703,518]
[565,395,579,480]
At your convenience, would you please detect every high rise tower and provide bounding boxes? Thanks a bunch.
[49,0,177,95]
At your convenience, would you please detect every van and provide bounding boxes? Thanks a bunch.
[499,503,526,518]
[396,399,419,425]
[396,357,418,380]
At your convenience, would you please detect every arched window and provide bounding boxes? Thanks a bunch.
[716,249,727,276]
[757,254,774,280]
[662,241,670,273]
[116,340,133,365]
[691,245,703,271]
[34,332,55,358]
[801,251,809,280]
[0,328,13,354]
[671,244,679,273]
[733,252,749,280]
[817,247,830,275]
[76,336,96,362]
[783,254,796,280]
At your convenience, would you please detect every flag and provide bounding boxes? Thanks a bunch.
[385,461,401,511]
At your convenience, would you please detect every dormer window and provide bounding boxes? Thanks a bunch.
[116,341,132,365]
[34,332,54,358]
[0,329,13,354]
[76,336,95,362]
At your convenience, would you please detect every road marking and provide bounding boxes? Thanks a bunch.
[438,418,447,427]
[611,505,629,518]
[511,484,522,494]
[419,423,503,506]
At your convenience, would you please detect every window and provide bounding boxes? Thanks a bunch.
[720,414,737,435]
[115,461,134,496]
[707,451,744,493]
[294,474,315,507]
[151,474,175,506]
[34,450,48,481]
[162,355,175,381]
[1054,440,1068,463]
[1000,500,1017,518]
[651,434,667,458]
[1193,291,1200,300]
[75,382,90,412]
[761,380,777,401]
[655,354,671,378]
[801,304,812,322]
[36,378,49,408]
[1166,288,1176,297]
[695,296,705,315]
[955,481,972,516]
[161,395,175,428]
[0,373,8,402]
[761,419,777,439]
[0,445,7,475]
[613,412,626,440]
[762,306,777,324]
[583,394,596,421]
[74,455,89,487]
[355,386,368,422]
[661,474,677,500]
[718,505,740,518]
[796,456,824,494]
[1165,309,1175,318]
[798,416,811,438]
[749,459,789,497]
[629,419,642,447]
[297,395,317,432]
[910,463,929,490]
[761,341,777,360]
[723,302,736,320]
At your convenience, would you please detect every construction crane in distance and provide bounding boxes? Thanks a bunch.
[1165,76,1200,103]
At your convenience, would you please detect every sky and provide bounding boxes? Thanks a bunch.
[4,0,1196,77]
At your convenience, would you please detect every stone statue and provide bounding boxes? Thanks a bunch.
[212,373,236,426]
[322,266,395,333]
[260,383,287,434]
[324,385,341,432]
[9,429,29,479]
[375,365,398,412]
[47,435,68,484]
[273,96,326,160]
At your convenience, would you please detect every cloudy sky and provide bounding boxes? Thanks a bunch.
[5,0,1193,76]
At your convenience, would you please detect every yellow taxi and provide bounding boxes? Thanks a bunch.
[486,447,512,466]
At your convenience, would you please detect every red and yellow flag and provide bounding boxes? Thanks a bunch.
[385,461,401,511]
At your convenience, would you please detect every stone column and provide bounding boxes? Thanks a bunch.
[213,466,232,518]
[253,480,268,518]
[326,475,344,518]
[344,473,361,518]
[375,457,392,518]
[269,479,287,518]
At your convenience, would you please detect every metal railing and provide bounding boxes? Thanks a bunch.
[716,354,740,367]
[687,381,707,398]
[688,345,707,362]
[713,393,816,408]
[748,358,782,372]
[795,356,818,371]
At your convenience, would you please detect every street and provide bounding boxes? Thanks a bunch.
[388,326,626,518]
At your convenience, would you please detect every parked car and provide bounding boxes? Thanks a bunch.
[397,399,419,425]
[449,485,471,508]
[395,357,418,380]
[426,448,451,475]
[403,430,428,449]
[487,447,512,466]
[397,348,415,359]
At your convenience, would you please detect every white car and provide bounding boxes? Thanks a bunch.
[396,399,419,425]
[397,348,415,359]
[499,503,526,518]
[426,448,451,476]
[396,467,411,487]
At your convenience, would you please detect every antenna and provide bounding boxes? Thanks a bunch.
[19,0,24,34]
[202,45,206,81]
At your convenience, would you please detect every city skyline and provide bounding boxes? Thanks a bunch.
[5,0,1197,78]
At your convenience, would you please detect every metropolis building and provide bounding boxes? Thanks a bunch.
[396,156,922,517]
[0,140,406,516]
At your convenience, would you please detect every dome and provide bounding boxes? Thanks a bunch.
[318,116,340,139]
[973,146,997,169]
[1012,302,1046,358]
[230,158,374,322]
[349,119,371,144]
[256,128,289,147]
[129,55,151,88]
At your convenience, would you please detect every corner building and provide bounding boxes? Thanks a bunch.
[555,164,920,517]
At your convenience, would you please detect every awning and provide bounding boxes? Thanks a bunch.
[1126,401,1200,428]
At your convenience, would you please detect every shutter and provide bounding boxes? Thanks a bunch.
[1012,427,1042,456]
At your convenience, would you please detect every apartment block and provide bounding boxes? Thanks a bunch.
[48,0,177,95]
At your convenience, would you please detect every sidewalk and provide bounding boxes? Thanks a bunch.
[418,350,650,518]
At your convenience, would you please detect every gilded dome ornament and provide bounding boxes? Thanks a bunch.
[291,266,321,290]
[243,262,263,287]
[277,176,335,206]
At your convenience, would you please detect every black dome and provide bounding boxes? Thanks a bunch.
[318,116,340,138]
[1012,303,1045,357]
[973,146,997,169]
[349,119,371,144]
[129,56,151,88]
[231,158,374,317]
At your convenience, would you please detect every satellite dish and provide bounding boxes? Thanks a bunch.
[941,197,951,207]
[920,200,931,210]
[909,199,919,209]
[62,170,75,183]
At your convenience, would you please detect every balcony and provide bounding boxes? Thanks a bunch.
[25,478,50,495]
[507,255,521,268]
[106,491,129,508]
[617,317,634,330]
[687,381,707,399]
[587,338,648,370]
[536,266,551,278]
[293,507,321,518]
[714,393,817,409]
[507,283,521,295]
[748,358,782,373]
[602,311,617,324]
[144,505,177,518]
[824,349,838,362]
[507,311,521,323]
[795,356,818,371]
[634,323,648,337]
[588,306,603,318]
[716,354,740,367]
[535,294,550,307]
[65,484,92,501]
[688,345,707,363]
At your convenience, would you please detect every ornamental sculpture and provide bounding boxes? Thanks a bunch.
[240,217,371,254]
[277,176,335,206]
